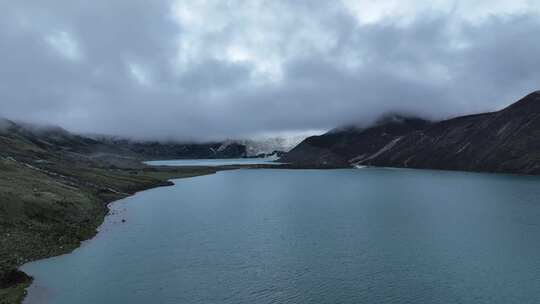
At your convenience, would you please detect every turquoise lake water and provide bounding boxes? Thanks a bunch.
[22,167,540,303]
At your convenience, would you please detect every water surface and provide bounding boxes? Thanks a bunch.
[22,168,540,303]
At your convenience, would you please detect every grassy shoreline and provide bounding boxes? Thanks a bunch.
[0,160,331,304]
[0,160,220,304]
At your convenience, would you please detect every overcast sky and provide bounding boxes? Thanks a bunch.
[1,0,539,141]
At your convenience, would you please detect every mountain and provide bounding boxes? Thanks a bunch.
[0,119,247,165]
[281,91,540,174]
[240,136,308,157]
[365,91,540,174]
[280,115,431,166]
[93,137,247,161]
[0,119,99,159]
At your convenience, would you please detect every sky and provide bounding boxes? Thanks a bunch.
[0,0,539,141]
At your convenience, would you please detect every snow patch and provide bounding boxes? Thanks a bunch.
[456,142,470,154]
[352,136,402,165]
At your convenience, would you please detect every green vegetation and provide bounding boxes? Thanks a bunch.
[0,157,217,304]
[133,166,217,181]
[0,119,289,303]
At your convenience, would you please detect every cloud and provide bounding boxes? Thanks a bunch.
[45,31,82,61]
[0,0,539,141]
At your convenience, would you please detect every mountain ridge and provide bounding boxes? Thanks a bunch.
[280,114,432,166]
[281,91,540,174]
[0,118,249,163]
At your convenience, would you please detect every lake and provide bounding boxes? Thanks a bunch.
[22,167,540,303]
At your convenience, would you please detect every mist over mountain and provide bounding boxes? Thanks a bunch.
[282,91,540,174]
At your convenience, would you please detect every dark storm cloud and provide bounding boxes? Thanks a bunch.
[0,0,539,140]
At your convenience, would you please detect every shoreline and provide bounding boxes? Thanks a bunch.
[7,162,538,304]
[8,162,288,304]
[1,164,220,304]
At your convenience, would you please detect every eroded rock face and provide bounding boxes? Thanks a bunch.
[282,91,540,174]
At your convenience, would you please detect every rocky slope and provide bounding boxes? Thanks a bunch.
[281,115,431,166]
[94,137,247,160]
[281,91,540,174]
[365,91,540,174]
[0,119,248,164]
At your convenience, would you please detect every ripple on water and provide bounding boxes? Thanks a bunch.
[22,168,540,304]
